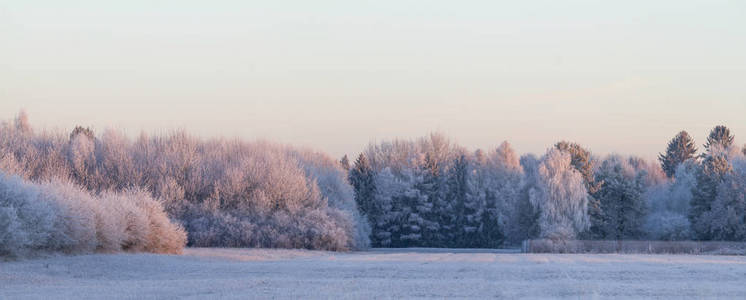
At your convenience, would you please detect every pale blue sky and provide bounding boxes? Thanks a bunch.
[1,0,745,158]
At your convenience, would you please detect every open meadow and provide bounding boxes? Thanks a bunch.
[2,248,746,299]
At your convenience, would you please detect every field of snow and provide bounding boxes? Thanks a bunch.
[2,248,746,299]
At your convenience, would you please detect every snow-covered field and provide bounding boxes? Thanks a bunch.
[2,248,746,299]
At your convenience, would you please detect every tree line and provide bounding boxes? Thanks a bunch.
[347,127,746,247]
[2,110,745,255]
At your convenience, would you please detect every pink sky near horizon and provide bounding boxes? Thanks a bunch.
[2,1,745,159]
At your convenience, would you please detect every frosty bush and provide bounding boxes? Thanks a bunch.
[0,113,369,251]
[0,173,186,259]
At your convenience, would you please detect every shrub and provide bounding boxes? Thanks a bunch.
[0,173,186,259]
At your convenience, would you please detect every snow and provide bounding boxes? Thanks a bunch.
[2,248,746,299]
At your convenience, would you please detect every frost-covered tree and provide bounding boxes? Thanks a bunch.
[394,167,433,247]
[690,153,732,240]
[515,154,541,241]
[14,110,32,134]
[0,113,370,251]
[484,142,521,245]
[68,132,97,188]
[530,149,590,240]
[704,125,735,153]
[555,141,601,239]
[658,131,697,178]
[349,154,376,220]
[340,155,350,171]
[70,126,94,141]
[593,156,647,240]
[555,141,599,193]
[704,156,746,241]
[410,153,441,246]
[368,168,401,246]
[449,154,479,246]
[643,161,696,240]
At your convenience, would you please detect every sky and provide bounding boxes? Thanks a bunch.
[1,0,745,159]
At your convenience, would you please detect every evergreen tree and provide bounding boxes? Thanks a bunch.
[690,154,732,240]
[339,155,350,171]
[594,157,646,239]
[449,154,478,247]
[399,168,431,247]
[414,152,443,246]
[349,154,376,223]
[704,125,735,153]
[480,191,504,248]
[705,158,746,241]
[369,168,401,247]
[658,131,697,178]
[516,154,541,241]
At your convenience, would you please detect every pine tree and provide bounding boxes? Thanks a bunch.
[704,125,735,153]
[658,131,697,178]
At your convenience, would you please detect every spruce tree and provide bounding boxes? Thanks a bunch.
[415,152,443,246]
[349,154,376,222]
[594,158,646,240]
[704,125,734,153]
[448,154,477,247]
[480,191,504,248]
[689,154,732,240]
[658,131,697,178]
[340,155,350,171]
[706,159,746,241]
[368,168,400,247]
[399,168,432,247]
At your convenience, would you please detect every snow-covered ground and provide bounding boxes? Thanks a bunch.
[2,248,746,299]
